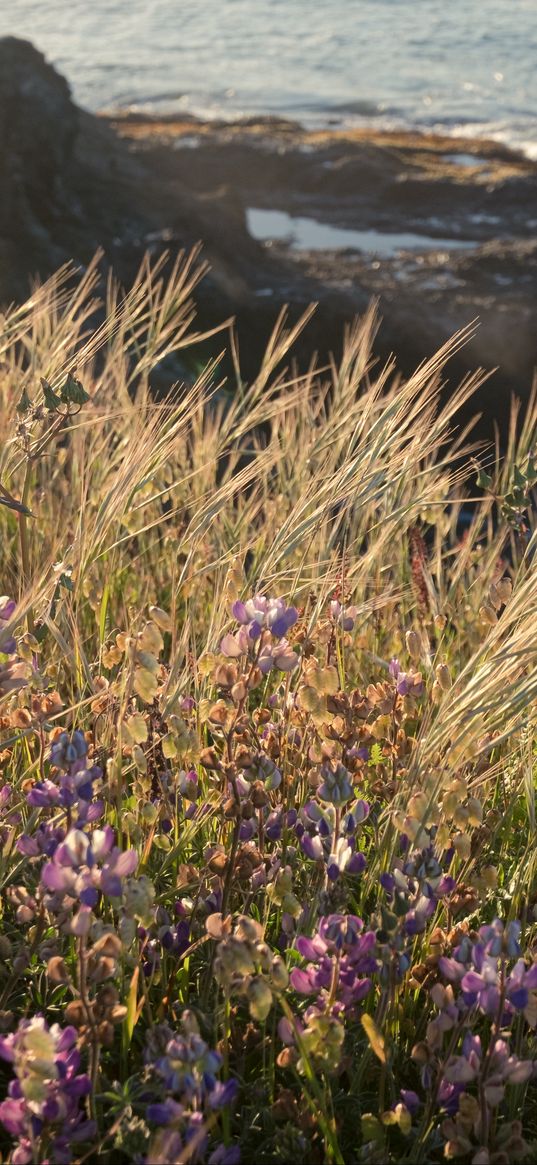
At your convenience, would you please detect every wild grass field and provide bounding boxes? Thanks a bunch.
[0,251,536,1165]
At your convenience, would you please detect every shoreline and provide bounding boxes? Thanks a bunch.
[96,98,537,163]
[107,107,534,163]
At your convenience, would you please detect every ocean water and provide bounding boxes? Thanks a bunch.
[2,0,536,157]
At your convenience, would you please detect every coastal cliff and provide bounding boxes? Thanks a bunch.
[1,37,536,432]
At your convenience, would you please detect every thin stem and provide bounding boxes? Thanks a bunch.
[18,461,35,633]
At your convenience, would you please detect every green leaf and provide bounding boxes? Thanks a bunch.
[309,665,339,695]
[298,685,322,714]
[361,1013,388,1064]
[60,371,90,406]
[125,966,140,1041]
[134,667,159,703]
[125,713,148,744]
[361,1114,384,1145]
[476,468,493,490]
[369,742,383,766]
[41,377,62,411]
[16,386,32,414]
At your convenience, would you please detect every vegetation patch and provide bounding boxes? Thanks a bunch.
[0,254,536,1163]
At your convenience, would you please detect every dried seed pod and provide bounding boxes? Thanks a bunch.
[496,577,512,603]
[467,797,483,826]
[435,662,451,691]
[138,621,164,655]
[479,604,497,627]
[405,629,421,661]
[215,663,238,688]
[199,747,221,770]
[431,680,443,704]
[223,797,239,819]
[231,680,248,704]
[149,605,172,632]
[251,782,269,809]
[452,832,472,860]
[488,582,502,610]
[46,956,70,984]
[91,933,123,959]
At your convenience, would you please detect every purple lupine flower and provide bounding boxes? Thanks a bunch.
[17,821,66,858]
[297,798,367,881]
[257,637,298,674]
[438,918,537,1023]
[318,761,353,806]
[290,914,378,1014]
[242,751,282,791]
[329,599,358,631]
[400,1090,421,1115]
[396,670,424,698]
[0,1017,95,1164]
[26,731,102,824]
[208,1144,241,1165]
[40,826,137,927]
[144,1013,238,1163]
[231,595,298,637]
[221,594,299,674]
[50,730,88,770]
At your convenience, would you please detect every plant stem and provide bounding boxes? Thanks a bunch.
[18,461,35,633]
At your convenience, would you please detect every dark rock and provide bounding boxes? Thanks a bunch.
[0,38,78,282]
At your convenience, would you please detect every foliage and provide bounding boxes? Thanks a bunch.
[0,252,536,1163]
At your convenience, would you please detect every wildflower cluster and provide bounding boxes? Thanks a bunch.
[143,1012,238,1164]
[0,1018,95,1164]
[221,595,299,673]
[1,576,536,1165]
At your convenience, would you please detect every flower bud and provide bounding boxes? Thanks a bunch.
[132,745,147,773]
[247,976,273,1022]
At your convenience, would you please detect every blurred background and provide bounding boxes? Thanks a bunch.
[1,1,536,431]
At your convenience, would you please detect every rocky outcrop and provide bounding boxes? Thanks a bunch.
[110,112,537,432]
[0,38,79,284]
